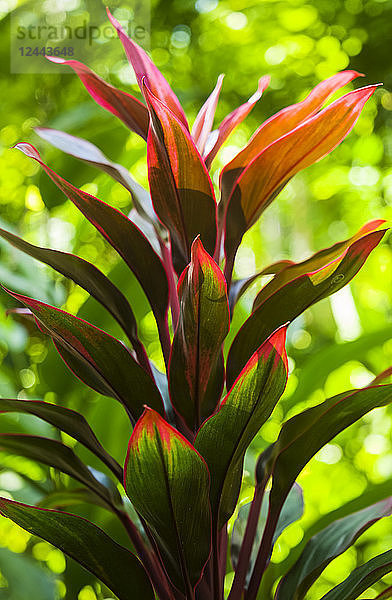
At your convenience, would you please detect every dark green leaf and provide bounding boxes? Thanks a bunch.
[0,434,114,508]
[0,498,155,600]
[5,288,164,422]
[277,497,392,600]
[319,550,392,600]
[0,397,122,481]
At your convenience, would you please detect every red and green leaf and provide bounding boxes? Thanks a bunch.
[14,143,169,333]
[5,289,164,421]
[276,497,392,600]
[0,498,155,600]
[0,398,122,481]
[47,57,149,139]
[145,82,218,273]
[107,8,188,129]
[124,408,211,593]
[0,226,151,370]
[246,384,392,600]
[220,70,362,201]
[192,74,224,155]
[223,84,378,273]
[169,238,230,430]
[205,75,270,168]
[226,228,386,389]
[195,326,288,528]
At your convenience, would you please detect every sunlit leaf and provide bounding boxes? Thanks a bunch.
[46,57,149,139]
[124,408,211,592]
[195,326,288,528]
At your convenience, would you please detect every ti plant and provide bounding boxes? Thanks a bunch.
[1,9,392,600]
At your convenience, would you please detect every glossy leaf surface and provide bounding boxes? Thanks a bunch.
[169,238,229,430]
[0,226,142,351]
[320,550,392,600]
[192,74,224,154]
[0,498,154,600]
[220,70,362,201]
[195,327,288,528]
[205,76,270,168]
[35,127,157,225]
[124,408,211,592]
[246,384,392,599]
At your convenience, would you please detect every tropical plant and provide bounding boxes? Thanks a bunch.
[0,8,391,600]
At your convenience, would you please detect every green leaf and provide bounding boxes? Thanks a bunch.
[231,483,303,587]
[246,384,392,599]
[195,326,288,528]
[319,549,392,600]
[0,498,155,600]
[169,237,230,430]
[14,143,169,333]
[4,289,164,422]
[226,228,386,389]
[144,81,217,274]
[124,408,211,593]
[0,397,122,481]
[0,434,115,508]
[37,488,112,511]
[0,226,146,358]
[276,497,392,600]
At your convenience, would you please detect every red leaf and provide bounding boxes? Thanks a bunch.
[205,75,270,168]
[192,74,225,155]
[47,57,149,139]
[220,70,363,200]
[106,8,188,130]
[223,84,378,276]
[145,82,217,273]
[169,238,230,430]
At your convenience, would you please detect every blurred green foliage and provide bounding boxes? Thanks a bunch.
[1,0,392,598]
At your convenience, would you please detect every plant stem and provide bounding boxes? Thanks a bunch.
[245,509,280,600]
[117,510,174,600]
[160,240,180,330]
[212,526,224,600]
[228,478,267,600]
[158,316,172,372]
